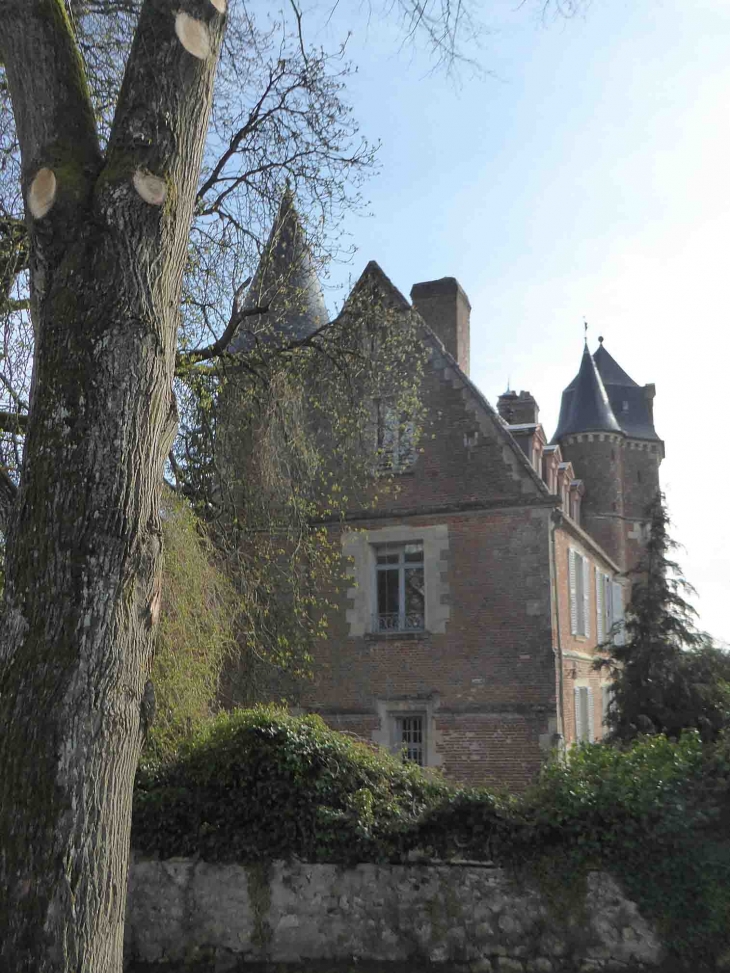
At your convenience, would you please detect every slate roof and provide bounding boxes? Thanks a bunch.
[553,339,661,443]
[552,343,621,441]
[593,340,660,441]
[229,190,328,352]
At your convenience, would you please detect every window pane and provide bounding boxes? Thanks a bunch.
[404,567,424,628]
[396,716,424,765]
[377,568,399,614]
[376,551,399,565]
[404,542,423,563]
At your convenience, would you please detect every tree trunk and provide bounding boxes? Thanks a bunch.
[0,2,225,969]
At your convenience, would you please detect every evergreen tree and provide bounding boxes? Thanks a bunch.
[599,493,730,742]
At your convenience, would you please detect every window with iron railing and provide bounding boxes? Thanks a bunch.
[374,541,425,633]
[394,714,425,765]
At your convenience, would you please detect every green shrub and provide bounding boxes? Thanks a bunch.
[133,711,730,970]
[521,734,730,970]
[412,787,520,863]
[133,706,448,863]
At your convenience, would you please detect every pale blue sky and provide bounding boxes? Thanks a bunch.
[300,0,730,640]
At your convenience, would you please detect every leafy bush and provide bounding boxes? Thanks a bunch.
[134,706,448,863]
[133,710,730,970]
[521,734,730,969]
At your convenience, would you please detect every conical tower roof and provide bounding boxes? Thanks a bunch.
[552,342,621,441]
[593,340,638,388]
[229,190,328,352]
[593,338,660,440]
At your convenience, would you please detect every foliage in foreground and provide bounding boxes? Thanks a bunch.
[145,493,236,763]
[523,734,730,968]
[134,706,451,864]
[133,711,730,969]
[598,494,730,742]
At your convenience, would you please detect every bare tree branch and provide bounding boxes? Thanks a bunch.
[0,410,27,433]
[175,304,269,370]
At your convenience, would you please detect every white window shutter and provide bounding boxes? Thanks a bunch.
[574,686,584,742]
[582,556,590,638]
[587,687,595,742]
[612,582,625,645]
[596,568,604,642]
[569,549,578,635]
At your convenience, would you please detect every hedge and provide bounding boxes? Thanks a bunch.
[133,708,730,969]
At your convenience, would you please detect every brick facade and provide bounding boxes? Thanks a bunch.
[226,231,663,788]
[295,269,661,788]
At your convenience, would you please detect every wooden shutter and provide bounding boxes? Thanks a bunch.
[612,582,625,645]
[596,568,604,642]
[582,556,590,638]
[569,549,578,635]
[587,687,595,743]
[574,686,584,742]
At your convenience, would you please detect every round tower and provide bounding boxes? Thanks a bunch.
[552,339,664,572]
[592,338,664,570]
[553,342,627,567]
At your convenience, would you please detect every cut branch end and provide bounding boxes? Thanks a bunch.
[133,170,168,206]
[175,12,211,59]
[28,168,57,219]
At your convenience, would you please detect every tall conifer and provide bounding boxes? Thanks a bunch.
[599,494,730,741]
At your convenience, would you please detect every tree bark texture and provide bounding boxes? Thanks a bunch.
[0,2,225,970]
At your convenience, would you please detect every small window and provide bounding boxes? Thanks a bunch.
[394,714,425,765]
[375,542,425,632]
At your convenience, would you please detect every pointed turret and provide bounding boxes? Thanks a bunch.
[593,338,660,441]
[229,190,328,351]
[552,337,664,572]
[552,342,621,442]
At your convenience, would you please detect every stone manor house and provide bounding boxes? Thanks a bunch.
[229,199,664,789]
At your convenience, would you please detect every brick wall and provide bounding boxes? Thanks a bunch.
[558,432,627,569]
[303,505,557,787]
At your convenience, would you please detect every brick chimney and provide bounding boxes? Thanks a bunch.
[497,390,539,425]
[410,277,471,376]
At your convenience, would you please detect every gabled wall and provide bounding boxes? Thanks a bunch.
[301,333,561,789]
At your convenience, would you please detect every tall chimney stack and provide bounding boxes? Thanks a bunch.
[410,277,471,376]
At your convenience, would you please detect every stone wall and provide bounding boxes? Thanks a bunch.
[125,856,661,972]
